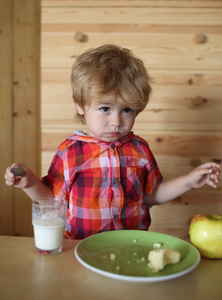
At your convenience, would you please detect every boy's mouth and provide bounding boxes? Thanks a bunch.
[107,132,122,137]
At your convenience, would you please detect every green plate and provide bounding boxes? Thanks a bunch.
[75,230,200,282]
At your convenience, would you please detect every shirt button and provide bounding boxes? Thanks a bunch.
[112,177,118,184]
[113,214,118,220]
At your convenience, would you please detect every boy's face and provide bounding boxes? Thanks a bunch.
[76,96,137,142]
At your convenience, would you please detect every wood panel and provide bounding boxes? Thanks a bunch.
[42,32,222,71]
[42,0,222,8]
[0,0,41,237]
[41,6,222,71]
[12,0,41,237]
[0,0,14,236]
[42,7,222,25]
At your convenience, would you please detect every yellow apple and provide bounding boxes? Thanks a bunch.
[189,214,222,259]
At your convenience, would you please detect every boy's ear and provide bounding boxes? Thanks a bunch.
[76,103,84,115]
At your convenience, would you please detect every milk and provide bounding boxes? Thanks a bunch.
[33,217,65,251]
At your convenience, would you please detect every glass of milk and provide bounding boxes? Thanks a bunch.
[32,198,67,255]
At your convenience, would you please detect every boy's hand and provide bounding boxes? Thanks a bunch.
[5,163,33,189]
[5,163,54,200]
[189,162,220,189]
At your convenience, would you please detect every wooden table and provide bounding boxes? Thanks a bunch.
[0,235,221,300]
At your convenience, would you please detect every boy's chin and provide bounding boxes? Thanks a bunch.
[101,133,127,142]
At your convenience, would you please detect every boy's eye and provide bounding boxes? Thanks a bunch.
[100,107,110,113]
[123,107,133,113]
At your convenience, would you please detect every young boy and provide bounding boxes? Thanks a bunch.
[5,44,220,239]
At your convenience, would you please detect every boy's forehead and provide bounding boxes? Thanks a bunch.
[91,93,128,105]
[91,98,129,108]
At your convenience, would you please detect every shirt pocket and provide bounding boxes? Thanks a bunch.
[122,165,147,204]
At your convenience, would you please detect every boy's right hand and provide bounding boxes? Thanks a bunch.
[5,163,32,189]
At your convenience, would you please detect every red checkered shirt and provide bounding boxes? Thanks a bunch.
[42,131,162,239]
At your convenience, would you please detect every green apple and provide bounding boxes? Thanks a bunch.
[189,214,222,259]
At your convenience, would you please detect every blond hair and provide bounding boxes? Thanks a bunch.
[71,44,152,124]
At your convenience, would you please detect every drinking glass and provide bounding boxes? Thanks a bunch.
[32,198,67,255]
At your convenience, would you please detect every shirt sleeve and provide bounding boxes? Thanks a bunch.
[41,142,72,201]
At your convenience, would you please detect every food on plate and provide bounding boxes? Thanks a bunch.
[153,242,162,249]
[110,253,116,260]
[148,247,181,272]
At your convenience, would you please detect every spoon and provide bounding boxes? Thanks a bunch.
[10,166,26,177]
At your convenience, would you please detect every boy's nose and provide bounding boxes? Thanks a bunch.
[110,113,121,128]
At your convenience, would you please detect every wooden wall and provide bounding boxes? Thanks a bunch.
[0,0,41,236]
[41,0,222,239]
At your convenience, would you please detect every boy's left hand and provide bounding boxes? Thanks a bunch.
[189,162,220,189]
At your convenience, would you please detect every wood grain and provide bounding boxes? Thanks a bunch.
[0,0,14,235]
[0,0,41,237]
[42,1,222,8]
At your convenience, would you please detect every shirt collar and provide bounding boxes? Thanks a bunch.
[68,131,136,147]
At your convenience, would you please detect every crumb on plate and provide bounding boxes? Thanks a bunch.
[110,253,116,260]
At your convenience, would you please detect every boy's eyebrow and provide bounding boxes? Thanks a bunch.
[94,101,112,106]
[94,100,134,109]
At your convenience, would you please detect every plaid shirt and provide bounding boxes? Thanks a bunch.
[42,131,162,239]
